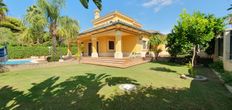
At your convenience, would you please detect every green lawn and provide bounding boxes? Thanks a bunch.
[0,62,232,110]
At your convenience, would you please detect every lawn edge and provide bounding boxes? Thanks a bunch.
[211,69,232,94]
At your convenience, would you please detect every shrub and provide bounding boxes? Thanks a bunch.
[7,46,77,59]
[222,72,232,84]
[187,62,196,77]
[47,54,60,62]
[169,56,191,65]
[209,61,224,73]
[196,57,214,67]
[210,61,232,86]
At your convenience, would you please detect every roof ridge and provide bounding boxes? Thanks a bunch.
[93,10,139,24]
[79,21,151,36]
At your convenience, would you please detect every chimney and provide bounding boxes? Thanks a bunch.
[94,9,100,19]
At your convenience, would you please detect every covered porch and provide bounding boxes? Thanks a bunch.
[77,22,150,59]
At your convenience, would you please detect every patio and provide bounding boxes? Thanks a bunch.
[80,57,152,68]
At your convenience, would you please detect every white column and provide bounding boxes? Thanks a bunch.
[223,31,230,61]
[139,35,147,57]
[91,36,98,58]
[114,30,123,59]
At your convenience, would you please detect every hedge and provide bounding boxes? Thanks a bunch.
[210,61,232,86]
[7,46,77,59]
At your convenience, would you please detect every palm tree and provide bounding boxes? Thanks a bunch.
[0,0,8,21]
[80,0,102,10]
[24,5,47,44]
[148,34,166,61]
[57,16,80,56]
[36,0,65,55]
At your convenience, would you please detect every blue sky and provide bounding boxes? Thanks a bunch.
[5,0,232,34]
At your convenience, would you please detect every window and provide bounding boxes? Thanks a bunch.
[109,41,115,50]
[218,38,223,57]
[142,40,147,49]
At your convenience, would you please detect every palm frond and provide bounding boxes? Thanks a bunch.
[79,0,102,10]
[80,0,89,9]
[228,4,232,10]
[93,0,102,10]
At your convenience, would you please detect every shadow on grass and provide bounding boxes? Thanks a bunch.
[152,61,186,67]
[0,70,232,110]
[0,65,9,73]
[150,67,177,73]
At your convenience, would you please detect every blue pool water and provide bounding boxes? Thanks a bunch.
[0,60,32,65]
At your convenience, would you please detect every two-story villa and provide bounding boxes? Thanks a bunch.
[77,10,160,59]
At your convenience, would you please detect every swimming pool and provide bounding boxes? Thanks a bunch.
[0,59,33,65]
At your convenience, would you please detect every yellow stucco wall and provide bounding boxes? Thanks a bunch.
[93,13,141,28]
[78,33,171,58]
[79,35,146,57]
[98,36,115,53]
[122,35,141,53]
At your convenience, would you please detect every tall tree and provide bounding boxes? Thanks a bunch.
[0,0,8,21]
[167,11,225,67]
[24,5,47,44]
[204,15,225,57]
[37,0,65,55]
[57,16,80,56]
[166,26,192,58]
[0,16,25,32]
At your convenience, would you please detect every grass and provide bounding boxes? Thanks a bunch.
[0,62,232,110]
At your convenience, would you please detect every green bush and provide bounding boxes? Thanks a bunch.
[210,61,232,86]
[7,46,77,59]
[222,72,232,84]
[209,61,224,73]
[47,54,60,62]
[187,62,196,77]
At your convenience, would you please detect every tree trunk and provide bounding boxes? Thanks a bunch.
[50,23,57,55]
[52,34,57,55]
[67,41,72,57]
[191,45,196,67]
[155,52,159,61]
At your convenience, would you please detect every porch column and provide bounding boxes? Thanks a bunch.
[77,40,81,52]
[224,31,230,61]
[114,30,123,59]
[77,40,82,55]
[91,36,98,58]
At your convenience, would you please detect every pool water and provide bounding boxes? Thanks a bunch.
[0,60,32,65]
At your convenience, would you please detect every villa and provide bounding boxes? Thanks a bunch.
[214,28,232,71]
[77,10,165,59]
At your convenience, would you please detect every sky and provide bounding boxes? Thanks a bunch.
[5,0,232,34]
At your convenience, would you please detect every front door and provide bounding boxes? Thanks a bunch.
[97,42,99,53]
[88,43,92,56]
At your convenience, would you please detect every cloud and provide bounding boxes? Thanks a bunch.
[142,0,176,12]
